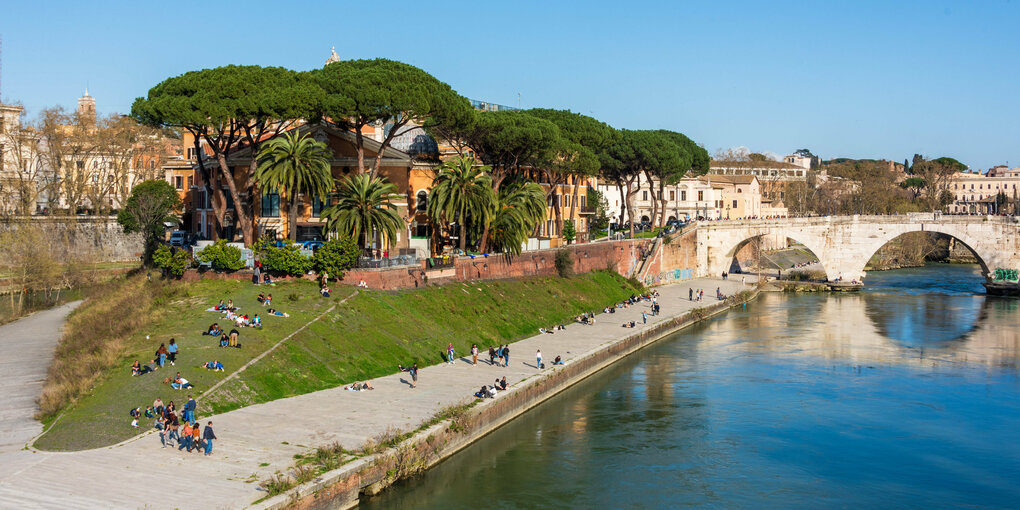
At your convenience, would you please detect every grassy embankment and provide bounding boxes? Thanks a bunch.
[35,270,641,451]
[34,274,333,451]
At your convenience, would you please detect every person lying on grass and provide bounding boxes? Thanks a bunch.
[202,360,224,371]
[171,373,193,390]
[266,308,289,317]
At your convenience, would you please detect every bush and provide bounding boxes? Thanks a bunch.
[151,245,190,277]
[554,249,574,278]
[312,237,359,281]
[256,241,311,276]
[562,220,576,244]
[196,240,245,271]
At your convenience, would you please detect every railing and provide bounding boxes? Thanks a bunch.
[356,254,418,269]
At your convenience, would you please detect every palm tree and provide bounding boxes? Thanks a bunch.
[255,131,335,242]
[427,155,495,253]
[488,181,547,257]
[321,174,404,251]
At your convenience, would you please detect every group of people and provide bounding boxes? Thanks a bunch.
[137,396,218,455]
[205,323,243,348]
[689,288,706,301]
[256,293,273,306]
[575,311,598,325]
[474,376,509,398]
[539,325,566,334]
[252,261,274,286]
[131,339,181,376]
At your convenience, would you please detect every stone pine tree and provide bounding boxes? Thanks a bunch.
[132,65,320,245]
[117,179,182,264]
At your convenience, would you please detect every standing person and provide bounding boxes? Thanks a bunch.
[447,343,455,365]
[167,339,178,366]
[203,421,217,455]
[471,344,479,365]
[178,421,193,452]
[191,422,202,453]
[536,349,542,369]
[399,363,419,388]
[156,416,167,448]
[156,343,168,368]
[184,395,197,426]
[689,288,693,301]
[253,263,261,285]
[503,345,510,367]
[642,312,648,324]
[488,346,496,365]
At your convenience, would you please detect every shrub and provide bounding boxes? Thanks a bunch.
[312,236,359,281]
[256,241,311,276]
[562,220,576,244]
[196,240,245,271]
[151,245,190,277]
[554,249,574,278]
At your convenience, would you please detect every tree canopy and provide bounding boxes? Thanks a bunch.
[117,179,182,264]
[314,59,473,176]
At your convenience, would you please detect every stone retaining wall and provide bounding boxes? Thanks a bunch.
[0,216,143,263]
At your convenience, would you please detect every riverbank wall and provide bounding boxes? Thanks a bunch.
[254,288,759,510]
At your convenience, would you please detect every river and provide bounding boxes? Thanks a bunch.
[363,264,1019,509]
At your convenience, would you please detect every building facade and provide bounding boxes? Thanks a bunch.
[948,168,1020,214]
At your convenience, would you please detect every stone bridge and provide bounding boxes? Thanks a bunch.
[694,214,1020,288]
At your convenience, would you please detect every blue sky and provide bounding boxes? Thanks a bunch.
[2,0,1018,169]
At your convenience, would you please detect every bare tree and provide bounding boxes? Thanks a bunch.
[0,111,55,215]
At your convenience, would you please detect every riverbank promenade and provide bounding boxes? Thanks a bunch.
[0,278,745,509]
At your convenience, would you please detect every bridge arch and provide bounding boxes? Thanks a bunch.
[847,226,992,283]
[719,229,835,281]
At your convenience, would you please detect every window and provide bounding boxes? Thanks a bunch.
[149,160,156,170]
[579,195,585,206]
[697,191,704,201]
[174,176,183,190]
[187,147,197,160]
[681,191,687,201]
[642,191,648,201]
[261,193,280,217]
[187,176,193,188]
[312,195,330,217]
[670,191,675,201]
[732,200,738,208]
[737,188,742,193]
[416,190,427,211]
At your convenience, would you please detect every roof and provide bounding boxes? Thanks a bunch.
[699,174,758,185]
[710,159,801,170]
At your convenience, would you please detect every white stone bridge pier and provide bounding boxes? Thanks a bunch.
[695,214,1020,291]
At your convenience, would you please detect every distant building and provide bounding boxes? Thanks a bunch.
[949,168,1020,214]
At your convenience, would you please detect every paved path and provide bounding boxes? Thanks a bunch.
[0,278,747,509]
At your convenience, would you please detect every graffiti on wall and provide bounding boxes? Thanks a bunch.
[645,268,695,286]
[993,268,1018,282]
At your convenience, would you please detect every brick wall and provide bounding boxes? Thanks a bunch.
[344,240,652,291]
[641,228,698,286]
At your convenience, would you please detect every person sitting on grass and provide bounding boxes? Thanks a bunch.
[205,323,222,336]
[321,286,331,298]
[131,360,142,376]
[144,406,155,418]
[219,335,229,348]
[214,300,226,311]
[203,360,224,371]
[252,314,262,327]
[264,293,272,306]
[130,407,141,428]
[266,308,289,317]
[257,292,266,304]
[171,374,193,390]
[137,359,158,375]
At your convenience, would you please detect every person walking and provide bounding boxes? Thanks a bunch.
[178,421,193,452]
[399,363,419,388]
[203,421,217,456]
[689,288,693,301]
[536,349,542,369]
[447,343,456,365]
[503,345,510,367]
[156,343,168,368]
[488,346,496,365]
[642,312,647,324]
[471,344,479,365]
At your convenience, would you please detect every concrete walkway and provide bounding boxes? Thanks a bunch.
[0,278,747,509]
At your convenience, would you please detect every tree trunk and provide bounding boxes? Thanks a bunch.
[617,183,626,225]
[625,181,637,238]
[568,174,581,240]
[355,126,367,176]
[213,153,254,246]
[288,192,299,242]
[657,180,667,227]
[459,210,467,253]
